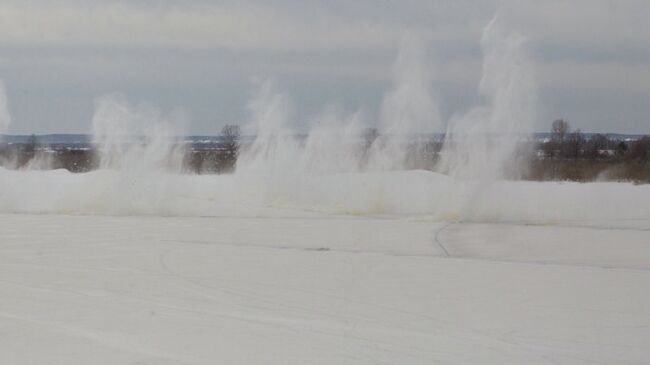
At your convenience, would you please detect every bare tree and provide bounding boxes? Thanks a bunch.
[552,119,569,143]
[541,139,556,159]
[616,141,628,159]
[586,133,609,159]
[26,134,38,154]
[220,124,241,171]
[566,129,584,160]
[630,136,650,163]
[542,119,570,159]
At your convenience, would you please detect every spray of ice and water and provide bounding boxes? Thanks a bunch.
[369,33,442,171]
[439,16,536,180]
[91,93,187,172]
[235,18,532,181]
[0,16,649,221]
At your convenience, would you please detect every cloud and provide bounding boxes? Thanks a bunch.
[0,1,404,50]
[0,0,649,134]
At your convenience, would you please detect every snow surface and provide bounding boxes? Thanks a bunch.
[1,211,649,364]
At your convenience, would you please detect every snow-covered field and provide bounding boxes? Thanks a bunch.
[1,204,649,364]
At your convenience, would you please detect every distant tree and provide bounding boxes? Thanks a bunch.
[543,119,571,159]
[616,141,628,158]
[541,139,556,158]
[221,124,240,155]
[220,124,241,171]
[25,134,38,154]
[552,119,569,143]
[630,136,650,163]
[566,129,584,160]
[586,133,609,159]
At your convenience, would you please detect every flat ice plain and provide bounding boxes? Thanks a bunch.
[1,172,649,364]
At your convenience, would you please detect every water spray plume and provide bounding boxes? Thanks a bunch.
[370,33,441,170]
[237,80,366,176]
[439,15,537,180]
[237,79,298,175]
[91,93,186,172]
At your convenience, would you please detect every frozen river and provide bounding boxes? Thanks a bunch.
[2,213,649,364]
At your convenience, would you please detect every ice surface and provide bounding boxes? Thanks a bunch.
[0,213,649,364]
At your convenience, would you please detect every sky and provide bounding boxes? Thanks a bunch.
[0,0,648,135]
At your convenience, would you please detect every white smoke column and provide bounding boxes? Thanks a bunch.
[440,15,537,180]
[370,34,441,170]
[0,81,11,137]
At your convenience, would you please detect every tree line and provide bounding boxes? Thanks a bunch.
[2,120,649,182]
[541,119,650,163]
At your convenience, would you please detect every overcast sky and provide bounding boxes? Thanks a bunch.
[0,0,648,135]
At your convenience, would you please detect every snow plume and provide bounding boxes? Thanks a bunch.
[0,80,10,137]
[235,20,533,180]
[91,93,187,172]
[237,80,367,176]
[236,79,298,175]
[232,81,369,208]
[62,94,191,215]
[439,15,537,180]
[370,33,441,170]
[6,16,631,224]
[238,34,440,177]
